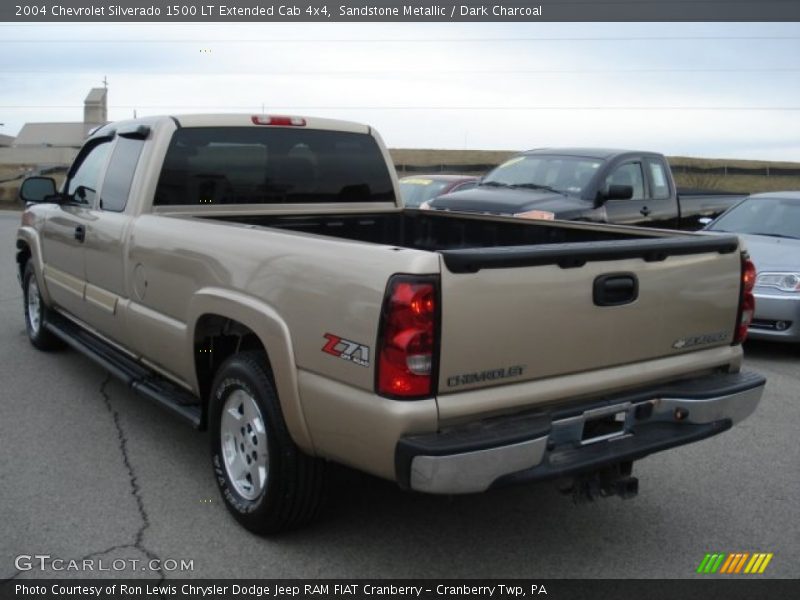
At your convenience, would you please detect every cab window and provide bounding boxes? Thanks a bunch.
[605,162,645,200]
[100,138,145,212]
[66,140,113,205]
[154,127,395,206]
[645,158,671,200]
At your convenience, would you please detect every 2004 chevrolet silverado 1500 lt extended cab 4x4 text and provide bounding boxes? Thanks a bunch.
[425,148,746,230]
[17,114,765,533]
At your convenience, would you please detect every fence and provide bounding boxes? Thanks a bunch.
[395,161,800,178]
[669,164,800,177]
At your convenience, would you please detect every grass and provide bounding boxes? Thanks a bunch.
[673,173,800,194]
[390,148,517,169]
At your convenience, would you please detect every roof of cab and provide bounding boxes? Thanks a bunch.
[89,113,372,140]
[172,113,370,133]
[522,148,663,160]
[749,191,800,201]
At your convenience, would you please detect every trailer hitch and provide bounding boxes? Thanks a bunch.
[559,461,639,503]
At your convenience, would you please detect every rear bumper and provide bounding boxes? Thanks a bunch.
[396,371,765,494]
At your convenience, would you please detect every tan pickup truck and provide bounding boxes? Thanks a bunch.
[17,114,765,534]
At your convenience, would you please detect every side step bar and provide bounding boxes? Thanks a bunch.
[45,313,202,428]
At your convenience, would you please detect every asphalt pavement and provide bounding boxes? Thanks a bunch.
[0,209,798,580]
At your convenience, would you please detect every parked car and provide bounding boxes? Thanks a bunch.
[426,148,746,230]
[399,174,479,208]
[705,192,800,342]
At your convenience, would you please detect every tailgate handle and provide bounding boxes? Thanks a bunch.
[594,273,638,307]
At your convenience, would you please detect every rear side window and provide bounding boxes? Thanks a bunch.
[646,159,671,200]
[100,137,145,212]
[154,127,395,206]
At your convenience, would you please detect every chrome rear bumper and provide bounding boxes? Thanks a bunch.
[397,371,765,494]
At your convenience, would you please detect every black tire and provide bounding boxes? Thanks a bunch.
[209,350,326,534]
[22,262,63,351]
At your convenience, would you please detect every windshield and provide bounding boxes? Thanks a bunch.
[708,197,800,239]
[399,178,452,207]
[482,155,603,196]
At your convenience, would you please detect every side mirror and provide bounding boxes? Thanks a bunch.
[19,177,58,204]
[606,184,634,201]
[594,184,634,207]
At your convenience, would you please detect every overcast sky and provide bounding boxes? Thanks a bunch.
[2,21,799,160]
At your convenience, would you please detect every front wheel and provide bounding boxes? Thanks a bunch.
[209,351,326,534]
[22,262,63,351]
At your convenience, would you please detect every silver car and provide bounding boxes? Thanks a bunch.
[706,192,800,342]
[399,174,479,208]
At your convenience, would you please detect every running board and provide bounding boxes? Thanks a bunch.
[45,313,202,428]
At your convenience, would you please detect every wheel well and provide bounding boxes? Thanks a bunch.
[194,314,267,427]
[16,241,31,282]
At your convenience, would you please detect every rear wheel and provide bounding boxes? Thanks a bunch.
[209,351,326,533]
[22,262,63,351]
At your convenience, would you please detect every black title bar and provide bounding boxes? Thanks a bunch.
[2,579,800,600]
[6,1,800,22]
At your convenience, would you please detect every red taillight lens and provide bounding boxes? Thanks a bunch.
[734,256,756,344]
[251,115,306,126]
[377,276,439,399]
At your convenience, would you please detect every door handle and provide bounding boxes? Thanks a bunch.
[594,273,639,307]
[74,225,86,243]
[640,206,651,217]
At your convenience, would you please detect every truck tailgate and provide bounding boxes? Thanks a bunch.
[437,236,742,394]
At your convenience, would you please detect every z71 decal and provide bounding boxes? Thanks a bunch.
[322,333,370,367]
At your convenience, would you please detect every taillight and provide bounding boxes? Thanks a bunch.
[376,275,439,399]
[251,115,306,126]
[734,256,756,344]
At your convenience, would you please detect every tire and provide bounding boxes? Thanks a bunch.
[22,262,63,351]
[209,351,326,534]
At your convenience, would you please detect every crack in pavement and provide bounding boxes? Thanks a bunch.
[2,374,171,584]
[97,373,165,581]
[2,375,167,584]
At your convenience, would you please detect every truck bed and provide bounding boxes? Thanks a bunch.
[209,210,640,249]
[209,210,739,272]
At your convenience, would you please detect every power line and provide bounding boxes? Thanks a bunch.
[3,67,800,75]
[2,36,800,43]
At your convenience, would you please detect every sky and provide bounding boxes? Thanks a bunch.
[2,21,800,161]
